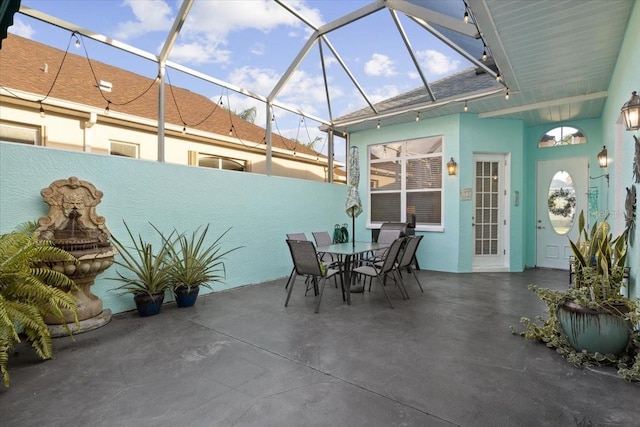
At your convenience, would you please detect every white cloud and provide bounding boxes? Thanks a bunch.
[250,43,265,56]
[340,85,400,117]
[114,0,174,40]
[364,53,397,77]
[417,49,460,75]
[169,40,231,64]
[323,57,337,68]
[8,18,34,39]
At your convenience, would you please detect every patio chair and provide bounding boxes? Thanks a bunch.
[351,237,407,308]
[394,235,424,295]
[285,233,308,290]
[313,230,343,267]
[285,239,343,313]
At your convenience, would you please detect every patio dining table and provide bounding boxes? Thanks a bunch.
[316,241,390,305]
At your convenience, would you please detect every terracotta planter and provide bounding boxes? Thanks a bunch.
[133,292,165,317]
[557,301,631,355]
[174,285,200,308]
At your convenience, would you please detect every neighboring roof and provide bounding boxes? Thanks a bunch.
[0,34,320,157]
[335,65,501,125]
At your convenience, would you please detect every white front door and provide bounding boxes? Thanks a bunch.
[535,157,588,269]
[472,154,509,271]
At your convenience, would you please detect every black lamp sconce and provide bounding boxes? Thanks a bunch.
[447,157,458,176]
[590,146,609,186]
[621,91,640,131]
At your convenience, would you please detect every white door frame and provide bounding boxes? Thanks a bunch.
[472,153,510,272]
[535,157,588,269]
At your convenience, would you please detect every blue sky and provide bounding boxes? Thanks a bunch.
[11,0,473,154]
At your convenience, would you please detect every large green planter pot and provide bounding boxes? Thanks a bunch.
[557,301,631,356]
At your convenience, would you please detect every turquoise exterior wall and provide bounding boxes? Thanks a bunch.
[349,113,526,272]
[0,143,347,314]
[523,119,603,267]
[349,115,462,272]
[459,114,525,272]
[601,1,640,296]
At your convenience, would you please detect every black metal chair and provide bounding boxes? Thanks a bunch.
[285,239,343,313]
[351,237,407,308]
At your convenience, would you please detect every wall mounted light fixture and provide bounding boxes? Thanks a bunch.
[597,146,608,168]
[447,157,458,176]
[621,91,640,131]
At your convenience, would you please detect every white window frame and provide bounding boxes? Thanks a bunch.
[368,136,444,232]
[109,140,139,158]
[0,121,42,145]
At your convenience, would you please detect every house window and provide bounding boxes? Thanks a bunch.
[191,151,246,171]
[110,141,139,158]
[369,135,443,229]
[538,126,586,147]
[0,122,41,145]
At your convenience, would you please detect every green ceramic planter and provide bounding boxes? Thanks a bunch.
[557,301,631,356]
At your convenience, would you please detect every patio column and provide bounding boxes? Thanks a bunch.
[157,65,166,163]
[265,102,272,176]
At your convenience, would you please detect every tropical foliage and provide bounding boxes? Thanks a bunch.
[109,222,175,296]
[0,230,78,387]
[164,225,239,291]
[514,211,640,381]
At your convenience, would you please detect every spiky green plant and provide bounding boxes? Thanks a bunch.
[109,222,176,296]
[162,225,240,291]
[0,231,78,387]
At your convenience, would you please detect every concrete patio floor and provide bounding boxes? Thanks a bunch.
[1,268,639,426]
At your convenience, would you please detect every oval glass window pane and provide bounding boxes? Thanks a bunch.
[547,171,576,235]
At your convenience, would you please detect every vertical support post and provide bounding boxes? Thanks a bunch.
[157,65,166,163]
[265,102,273,176]
[328,128,334,183]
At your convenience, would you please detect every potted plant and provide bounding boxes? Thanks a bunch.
[109,222,175,317]
[516,211,640,381]
[164,225,239,308]
[0,227,78,387]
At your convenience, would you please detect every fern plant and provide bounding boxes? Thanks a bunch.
[0,231,78,387]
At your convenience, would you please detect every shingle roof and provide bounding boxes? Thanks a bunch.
[335,65,502,123]
[0,34,320,157]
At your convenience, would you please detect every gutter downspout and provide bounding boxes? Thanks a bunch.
[83,111,97,152]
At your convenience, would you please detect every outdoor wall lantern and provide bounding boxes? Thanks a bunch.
[621,91,640,131]
[447,157,458,176]
[598,146,608,168]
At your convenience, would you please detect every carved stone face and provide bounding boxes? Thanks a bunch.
[62,193,85,218]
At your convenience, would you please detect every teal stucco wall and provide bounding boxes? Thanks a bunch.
[0,142,347,314]
[600,1,640,297]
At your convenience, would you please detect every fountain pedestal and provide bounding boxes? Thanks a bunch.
[35,176,117,336]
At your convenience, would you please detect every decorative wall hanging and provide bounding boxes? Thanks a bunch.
[633,135,640,184]
[626,185,636,246]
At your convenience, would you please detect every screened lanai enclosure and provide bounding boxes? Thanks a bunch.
[1,0,639,316]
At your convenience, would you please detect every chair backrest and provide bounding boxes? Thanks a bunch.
[312,231,332,247]
[286,233,307,241]
[379,237,405,274]
[380,222,408,237]
[377,229,401,244]
[398,235,423,269]
[286,239,322,276]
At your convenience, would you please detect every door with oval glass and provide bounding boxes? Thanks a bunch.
[536,157,588,269]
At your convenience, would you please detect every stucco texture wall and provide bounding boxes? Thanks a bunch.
[0,142,347,314]
[601,1,640,297]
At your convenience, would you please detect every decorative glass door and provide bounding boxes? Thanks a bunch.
[472,154,507,270]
